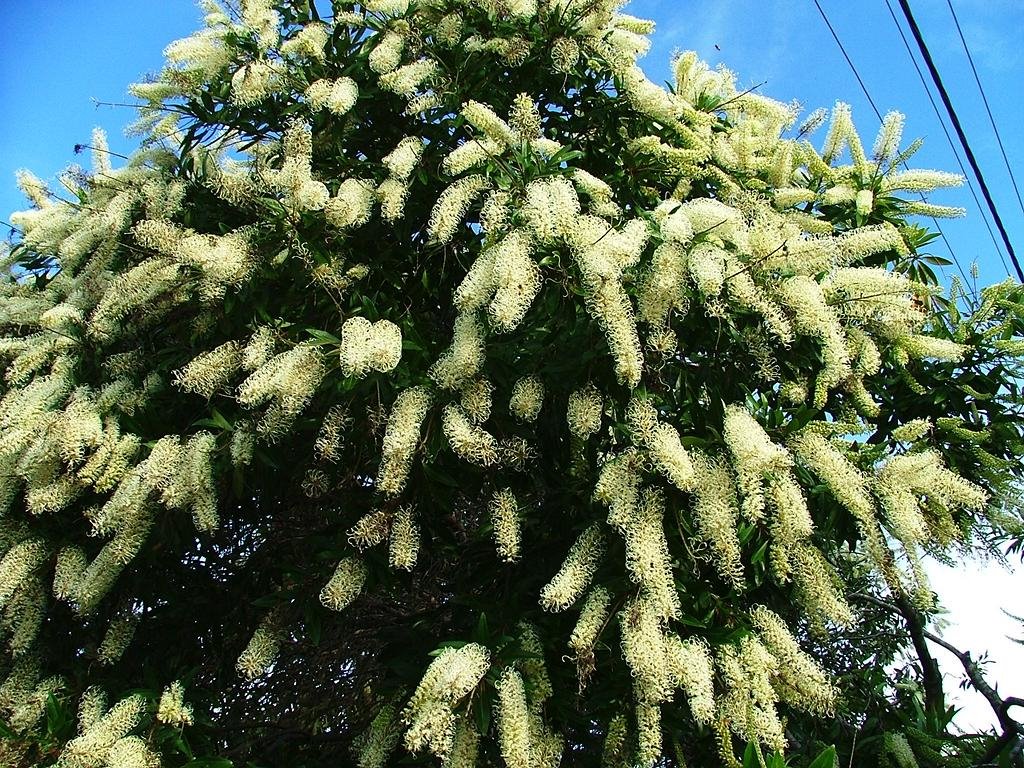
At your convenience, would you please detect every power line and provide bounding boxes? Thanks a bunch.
[812,0,883,121]
[896,0,1024,282]
[881,0,1012,279]
[812,0,973,287]
[946,0,1024,219]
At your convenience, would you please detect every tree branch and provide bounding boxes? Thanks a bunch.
[852,592,1024,766]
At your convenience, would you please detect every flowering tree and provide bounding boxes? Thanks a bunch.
[2,1,1023,766]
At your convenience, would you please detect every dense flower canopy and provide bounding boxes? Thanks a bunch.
[2,1,1023,767]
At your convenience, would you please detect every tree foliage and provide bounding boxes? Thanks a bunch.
[1,1,1023,767]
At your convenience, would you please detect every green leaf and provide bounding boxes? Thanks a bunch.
[305,328,342,345]
[305,601,323,647]
[750,540,770,565]
[428,640,468,656]
[806,746,837,768]
[476,685,492,735]
[209,408,232,431]
[742,742,760,768]
[474,612,489,644]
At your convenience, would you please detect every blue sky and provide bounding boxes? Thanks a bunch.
[2,0,1022,732]
[2,1,1022,291]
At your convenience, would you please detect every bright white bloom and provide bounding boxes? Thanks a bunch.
[389,506,420,570]
[428,175,492,244]
[539,524,605,611]
[430,313,486,390]
[509,376,544,422]
[349,510,392,550]
[566,385,602,438]
[490,488,521,562]
[494,668,531,768]
[462,101,516,146]
[236,624,279,680]
[404,644,490,758]
[459,377,493,424]
[551,37,580,72]
[319,557,368,611]
[751,605,836,716]
[568,586,611,659]
[340,317,402,377]
[377,386,432,495]
[173,341,242,398]
[157,681,194,727]
[379,60,438,97]
[382,137,425,181]
[305,77,359,115]
[442,404,499,466]
[377,178,411,222]
[231,60,281,106]
[326,178,375,229]
[281,22,329,61]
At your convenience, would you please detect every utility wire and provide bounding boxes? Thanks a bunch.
[882,0,1012,278]
[812,0,883,120]
[812,0,973,287]
[897,0,1024,282]
[946,0,1024,219]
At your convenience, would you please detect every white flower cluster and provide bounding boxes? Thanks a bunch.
[403,643,491,759]
[430,313,486,390]
[348,510,392,550]
[750,606,836,716]
[377,386,432,495]
[379,60,438,98]
[428,175,492,244]
[616,489,680,621]
[717,635,786,751]
[490,488,521,562]
[281,21,329,61]
[326,178,375,229]
[305,77,358,116]
[97,613,138,666]
[509,376,544,422]
[459,377,493,424]
[230,60,282,106]
[236,622,280,680]
[442,404,499,466]
[237,345,326,438]
[59,693,151,768]
[593,448,644,528]
[389,506,420,571]
[340,317,402,378]
[689,453,744,588]
[539,524,605,611]
[369,30,405,73]
[494,668,531,768]
[319,557,368,611]
[314,405,350,462]
[454,231,542,333]
[382,137,425,181]
[157,680,194,727]
[172,341,242,398]
[264,121,329,216]
[566,385,602,438]
[568,586,610,663]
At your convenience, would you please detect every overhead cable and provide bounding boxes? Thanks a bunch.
[812,0,972,286]
[946,0,1024,219]
[896,0,1023,282]
[881,0,1011,278]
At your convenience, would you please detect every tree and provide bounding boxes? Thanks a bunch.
[1,0,1022,766]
